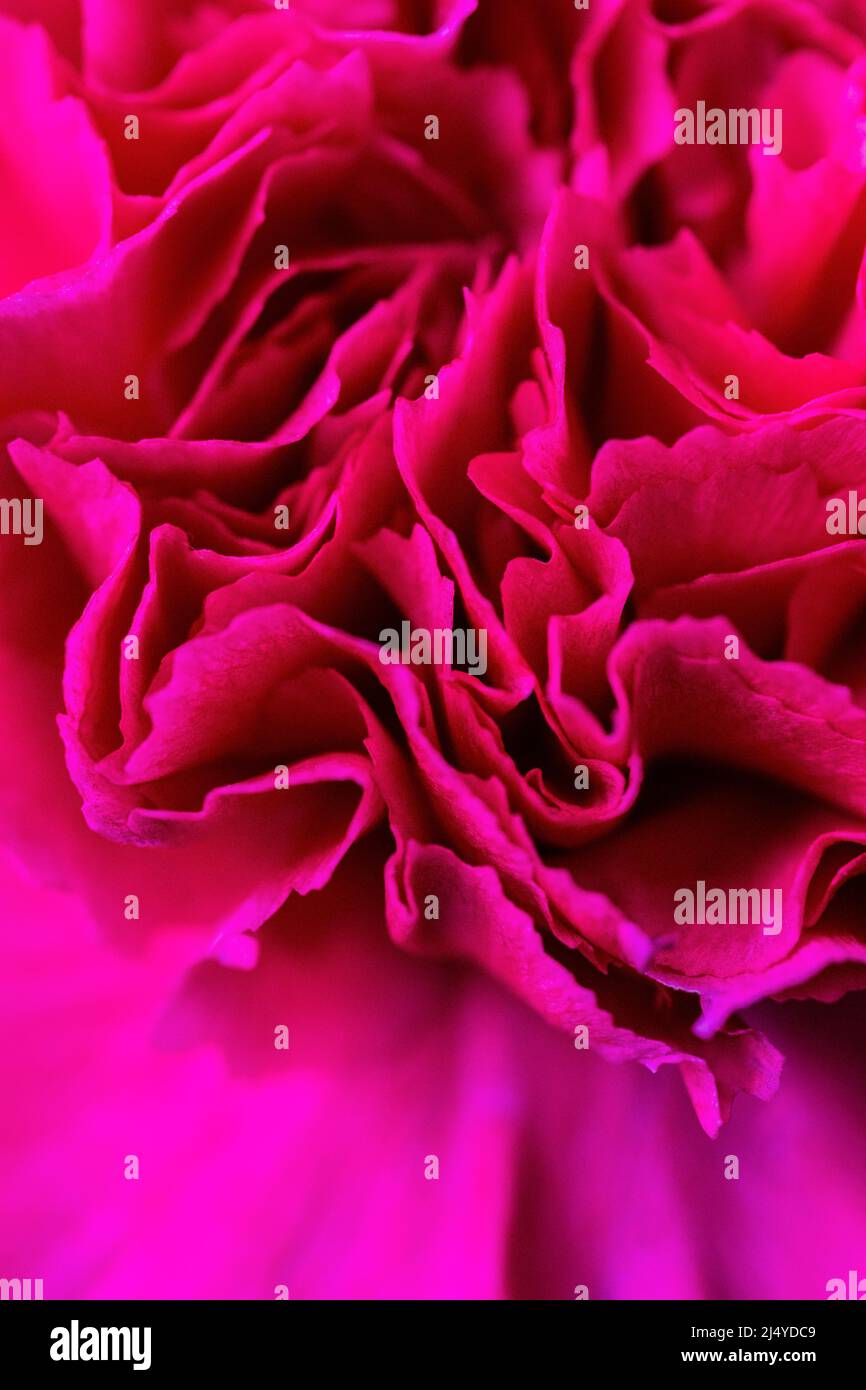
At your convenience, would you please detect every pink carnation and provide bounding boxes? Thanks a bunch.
[1,0,866,1301]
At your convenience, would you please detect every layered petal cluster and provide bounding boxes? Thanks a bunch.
[2,0,866,1299]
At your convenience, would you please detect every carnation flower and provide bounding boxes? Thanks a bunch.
[2,0,866,1301]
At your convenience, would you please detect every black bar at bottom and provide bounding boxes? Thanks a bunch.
[0,1298,862,1374]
